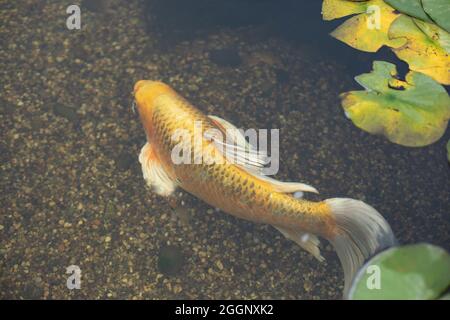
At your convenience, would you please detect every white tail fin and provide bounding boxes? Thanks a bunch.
[325,198,396,297]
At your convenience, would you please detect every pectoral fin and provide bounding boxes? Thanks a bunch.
[139,142,177,197]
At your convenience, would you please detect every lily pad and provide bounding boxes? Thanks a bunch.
[422,0,450,33]
[325,0,406,52]
[389,15,450,84]
[384,0,433,23]
[347,243,450,300]
[341,61,450,147]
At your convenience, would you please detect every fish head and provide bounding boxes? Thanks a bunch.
[133,80,172,135]
[134,80,171,111]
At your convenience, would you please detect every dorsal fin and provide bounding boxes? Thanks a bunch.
[207,115,318,194]
[206,115,269,171]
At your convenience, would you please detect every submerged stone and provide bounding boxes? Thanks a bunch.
[115,152,134,171]
[157,245,184,276]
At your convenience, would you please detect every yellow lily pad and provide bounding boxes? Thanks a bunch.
[326,0,406,52]
[389,15,450,85]
[322,0,369,21]
[341,61,450,147]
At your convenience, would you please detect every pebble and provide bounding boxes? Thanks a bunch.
[173,284,183,294]
[215,260,224,271]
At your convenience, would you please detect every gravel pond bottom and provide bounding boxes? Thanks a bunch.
[0,0,449,299]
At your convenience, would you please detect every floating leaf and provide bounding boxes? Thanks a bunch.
[322,0,369,21]
[347,243,450,300]
[326,0,406,52]
[389,15,450,84]
[341,61,450,147]
[422,0,450,33]
[384,0,433,23]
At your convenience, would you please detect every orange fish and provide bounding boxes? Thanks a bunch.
[133,80,395,295]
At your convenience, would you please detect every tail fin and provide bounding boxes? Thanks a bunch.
[325,198,396,297]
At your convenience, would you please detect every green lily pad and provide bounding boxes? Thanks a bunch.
[341,61,450,147]
[384,0,433,23]
[347,243,450,300]
[422,0,450,33]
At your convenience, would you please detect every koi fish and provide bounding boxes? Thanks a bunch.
[133,80,395,295]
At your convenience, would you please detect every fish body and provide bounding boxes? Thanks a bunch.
[134,80,395,296]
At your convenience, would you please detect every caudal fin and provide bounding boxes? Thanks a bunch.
[325,198,396,297]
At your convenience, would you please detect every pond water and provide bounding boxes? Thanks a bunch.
[0,0,448,299]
